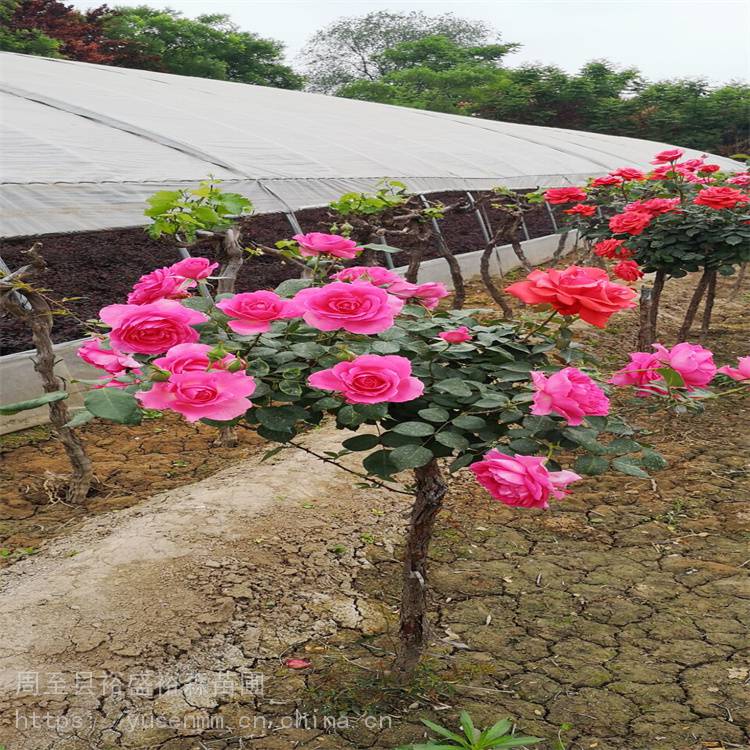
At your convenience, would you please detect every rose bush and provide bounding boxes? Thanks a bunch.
[73,222,746,677]
[544,150,750,343]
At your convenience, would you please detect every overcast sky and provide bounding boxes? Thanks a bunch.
[72,0,749,84]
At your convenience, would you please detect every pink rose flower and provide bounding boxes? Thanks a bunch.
[727,173,750,186]
[530,367,609,426]
[651,148,685,164]
[308,354,424,404]
[609,351,664,395]
[612,260,644,282]
[77,339,140,374]
[611,168,645,181]
[127,267,194,305]
[216,291,296,334]
[439,326,472,343]
[717,356,750,381]
[563,203,597,217]
[153,343,237,373]
[95,369,143,389]
[411,282,450,310]
[137,369,256,422]
[506,266,637,328]
[289,281,403,334]
[469,450,581,509]
[693,186,750,210]
[609,210,653,236]
[168,257,219,280]
[293,233,362,259]
[99,300,209,354]
[653,342,716,388]
[544,187,587,205]
[331,266,402,286]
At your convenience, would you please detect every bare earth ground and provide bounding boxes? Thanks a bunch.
[0,271,748,750]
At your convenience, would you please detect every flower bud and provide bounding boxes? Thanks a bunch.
[150,367,171,382]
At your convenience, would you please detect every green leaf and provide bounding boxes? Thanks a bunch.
[657,366,685,388]
[290,342,326,359]
[419,719,465,745]
[380,431,416,447]
[256,405,305,431]
[64,409,94,428]
[372,340,402,354]
[274,278,313,297]
[435,378,473,398]
[418,407,450,422]
[459,711,477,743]
[392,421,435,437]
[574,455,609,476]
[452,415,486,431]
[360,242,404,254]
[449,453,475,472]
[0,390,68,415]
[261,445,286,462]
[492,736,543,748]
[434,430,469,449]
[508,437,540,455]
[337,404,363,426]
[84,389,141,425]
[612,456,650,478]
[342,434,380,451]
[362,449,396,478]
[390,444,434,470]
[279,380,302,397]
[641,448,668,470]
[353,403,388,420]
[606,437,642,455]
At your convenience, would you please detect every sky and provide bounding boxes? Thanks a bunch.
[71,0,750,84]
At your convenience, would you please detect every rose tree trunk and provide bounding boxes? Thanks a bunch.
[394,459,447,677]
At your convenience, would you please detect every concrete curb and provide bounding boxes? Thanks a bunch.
[0,232,576,434]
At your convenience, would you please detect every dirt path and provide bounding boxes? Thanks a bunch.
[0,272,748,750]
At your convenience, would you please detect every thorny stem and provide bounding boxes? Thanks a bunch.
[285,440,413,496]
[521,310,559,342]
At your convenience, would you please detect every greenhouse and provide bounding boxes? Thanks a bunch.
[1,43,749,750]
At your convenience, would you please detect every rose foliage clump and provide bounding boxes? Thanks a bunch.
[545,149,750,279]
[78,234,698,499]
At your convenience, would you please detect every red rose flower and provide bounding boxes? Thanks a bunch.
[611,168,645,181]
[563,203,597,217]
[609,210,653,235]
[612,260,644,282]
[506,265,637,328]
[593,238,633,259]
[693,186,750,210]
[591,175,622,187]
[544,187,587,205]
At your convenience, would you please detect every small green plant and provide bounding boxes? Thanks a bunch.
[329,179,410,217]
[145,179,253,242]
[399,712,542,749]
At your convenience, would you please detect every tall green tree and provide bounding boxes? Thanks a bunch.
[299,10,517,94]
[102,7,302,88]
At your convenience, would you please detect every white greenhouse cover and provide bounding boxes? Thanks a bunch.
[0,51,744,238]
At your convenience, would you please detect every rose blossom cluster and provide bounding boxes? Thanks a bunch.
[330,266,450,309]
[610,342,717,396]
[84,246,654,512]
[127,257,218,305]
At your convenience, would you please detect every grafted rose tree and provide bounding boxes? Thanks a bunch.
[71,230,746,680]
[546,150,750,345]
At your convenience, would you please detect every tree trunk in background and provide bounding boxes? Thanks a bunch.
[678,269,710,342]
[700,269,718,339]
[393,460,447,678]
[479,243,514,319]
[1,277,92,503]
[648,270,666,345]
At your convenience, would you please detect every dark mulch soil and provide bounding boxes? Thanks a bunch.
[0,192,556,355]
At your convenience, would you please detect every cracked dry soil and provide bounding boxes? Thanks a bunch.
[0,272,748,750]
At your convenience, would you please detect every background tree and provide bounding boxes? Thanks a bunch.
[101,7,302,88]
[0,0,120,62]
[298,10,516,94]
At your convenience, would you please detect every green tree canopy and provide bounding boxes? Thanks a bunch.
[102,7,302,88]
[299,10,517,94]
